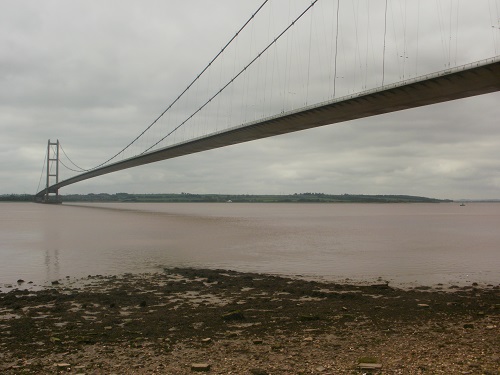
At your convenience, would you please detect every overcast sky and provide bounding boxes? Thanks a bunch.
[1,0,499,199]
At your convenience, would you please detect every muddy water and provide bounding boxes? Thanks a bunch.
[0,202,498,288]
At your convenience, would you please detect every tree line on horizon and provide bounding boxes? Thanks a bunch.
[1,193,452,203]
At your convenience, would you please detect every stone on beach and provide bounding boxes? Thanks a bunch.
[191,363,211,372]
[55,363,71,369]
[250,368,269,375]
[222,310,244,321]
[358,362,383,370]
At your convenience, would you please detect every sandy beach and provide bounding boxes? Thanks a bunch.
[1,268,498,374]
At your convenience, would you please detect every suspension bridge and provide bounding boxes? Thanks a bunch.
[35,0,500,203]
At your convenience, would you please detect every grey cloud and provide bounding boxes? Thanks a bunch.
[1,0,499,199]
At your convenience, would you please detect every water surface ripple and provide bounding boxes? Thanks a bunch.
[1,202,498,288]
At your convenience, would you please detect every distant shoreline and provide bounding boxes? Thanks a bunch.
[4,193,500,203]
[1,193,455,203]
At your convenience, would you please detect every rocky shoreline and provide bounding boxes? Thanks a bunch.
[1,268,498,374]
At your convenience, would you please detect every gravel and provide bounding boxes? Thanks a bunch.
[0,268,498,374]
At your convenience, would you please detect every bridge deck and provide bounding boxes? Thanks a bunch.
[37,57,500,197]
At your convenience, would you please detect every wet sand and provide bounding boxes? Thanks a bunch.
[1,268,499,374]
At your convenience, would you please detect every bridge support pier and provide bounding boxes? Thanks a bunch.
[38,139,62,204]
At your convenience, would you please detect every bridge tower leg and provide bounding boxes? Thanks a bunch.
[44,139,61,203]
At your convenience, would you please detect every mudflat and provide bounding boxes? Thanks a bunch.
[1,268,498,374]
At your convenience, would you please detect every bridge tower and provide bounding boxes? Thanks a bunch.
[43,139,61,203]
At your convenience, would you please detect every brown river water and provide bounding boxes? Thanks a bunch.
[0,202,498,289]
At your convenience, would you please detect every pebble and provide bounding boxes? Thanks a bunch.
[222,310,245,321]
[55,363,71,368]
[358,363,383,370]
[250,368,268,375]
[191,363,211,372]
[463,323,474,329]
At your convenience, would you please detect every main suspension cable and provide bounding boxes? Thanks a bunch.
[86,0,271,171]
[59,143,87,172]
[59,158,85,173]
[141,0,320,154]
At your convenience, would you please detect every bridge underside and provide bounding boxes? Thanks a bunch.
[36,58,500,197]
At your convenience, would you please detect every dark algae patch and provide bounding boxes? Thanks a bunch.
[1,268,498,374]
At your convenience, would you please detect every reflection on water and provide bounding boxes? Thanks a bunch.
[43,217,60,282]
[0,202,499,288]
